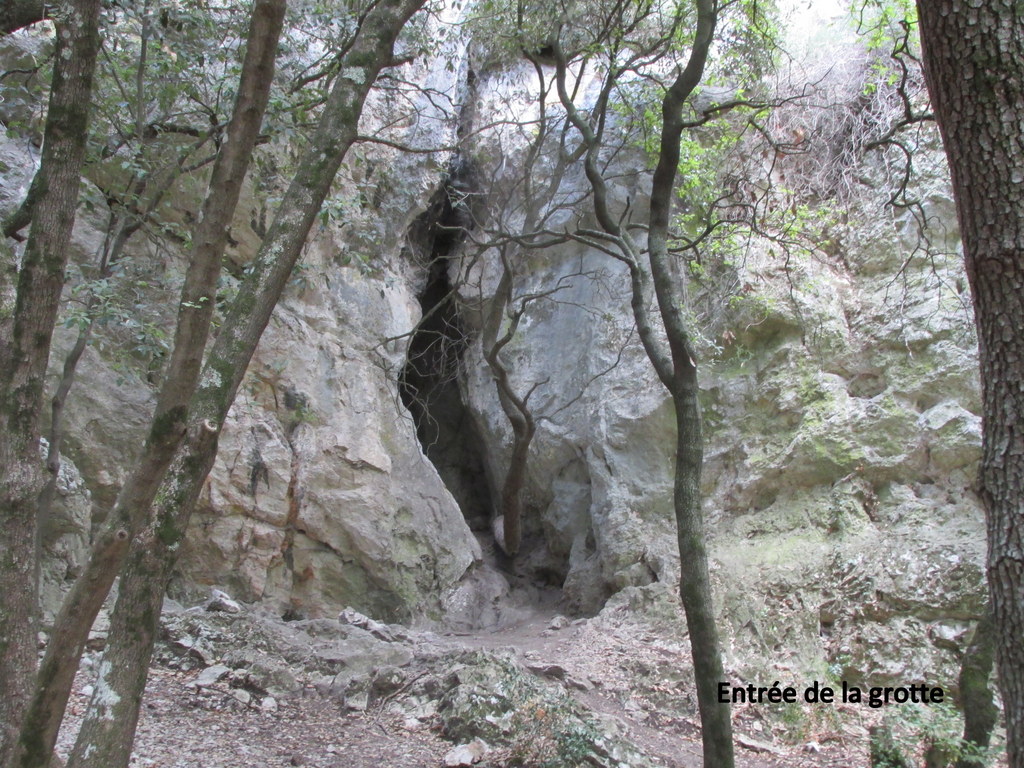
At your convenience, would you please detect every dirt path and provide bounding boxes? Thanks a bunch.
[436,604,867,768]
[53,578,1002,768]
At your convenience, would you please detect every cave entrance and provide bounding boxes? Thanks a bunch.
[399,173,494,533]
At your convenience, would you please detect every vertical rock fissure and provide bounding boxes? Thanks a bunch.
[399,164,495,533]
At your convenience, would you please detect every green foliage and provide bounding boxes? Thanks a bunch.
[52,0,381,388]
[489,664,607,767]
[853,0,917,54]
[714,0,783,82]
[850,0,920,94]
[882,703,1001,768]
[62,264,170,382]
[0,30,51,141]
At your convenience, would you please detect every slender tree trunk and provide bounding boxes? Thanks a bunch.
[646,4,734,763]
[670,379,733,766]
[64,532,169,768]
[7,4,287,766]
[0,2,101,763]
[481,259,537,556]
[956,611,997,768]
[3,173,43,241]
[916,4,1024,766]
[66,3,424,765]
[553,0,732,762]
[498,427,533,554]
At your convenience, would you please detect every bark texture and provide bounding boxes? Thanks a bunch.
[916,3,1024,766]
[956,611,997,768]
[551,1,733,764]
[649,8,734,764]
[481,257,537,557]
[0,1,101,763]
[65,2,424,765]
[8,2,286,766]
[0,0,45,34]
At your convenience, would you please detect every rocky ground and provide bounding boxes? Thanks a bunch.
[53,575,1002,768]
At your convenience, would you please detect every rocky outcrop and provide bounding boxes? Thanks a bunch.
[1,18,483,623]
[450,56,985,689]
[37,442,93,625]
[1,9,986,690]
[169,30,486,621]
[176,247,482,620]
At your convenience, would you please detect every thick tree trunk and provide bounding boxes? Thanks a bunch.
[0,0,45,35]
[916,4,1024,766]
[0,2,101,763]
[7,3,287,766]
[65,3,424,765]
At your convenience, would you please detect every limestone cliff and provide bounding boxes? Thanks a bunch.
[0,8,985,691]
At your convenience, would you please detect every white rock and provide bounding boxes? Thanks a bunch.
[231,689,252,706]
[207,590,242,614]
[191,664,230,689]
[443,739,488,766]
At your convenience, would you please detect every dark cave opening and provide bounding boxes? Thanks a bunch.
[399,171,495,533]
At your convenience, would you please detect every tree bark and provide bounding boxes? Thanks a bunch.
[956,611,997,768]
[0,1,101,763]
[7,3,287,766]
[481,256,537,556]
[65,2,424,765]
[551,0,733,764]
[645,7,734,763]
[0,0,45,35]
[916,3,1024,766]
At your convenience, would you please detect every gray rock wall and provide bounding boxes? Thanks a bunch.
[453,60,985,687]
[1,13,987,688]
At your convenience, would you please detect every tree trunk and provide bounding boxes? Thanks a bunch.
[0,0,45,35]
[7,3,286,766]
[629,1,735,764]
[916,4,1024,766]
[670,379,733,767]
[498,427,533,555]
[0,1,101,763]
[550,1,733,764]
[64,531,169,768]
[956,611,997,768]
[481,259,537,557]
[65,2,424,765]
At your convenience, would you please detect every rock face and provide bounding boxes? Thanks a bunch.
[1,10,985,687]
[1,18,482,623]
[37,441,93,626]
[445,55,985,689]
[170,32,486,621]
[175,239,481,620]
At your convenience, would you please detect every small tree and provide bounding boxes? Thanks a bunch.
[64,1,427,765]
[461,67,622,556]
[550,4,733,763]
[3,1,287,766]
[494,0,789,763]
